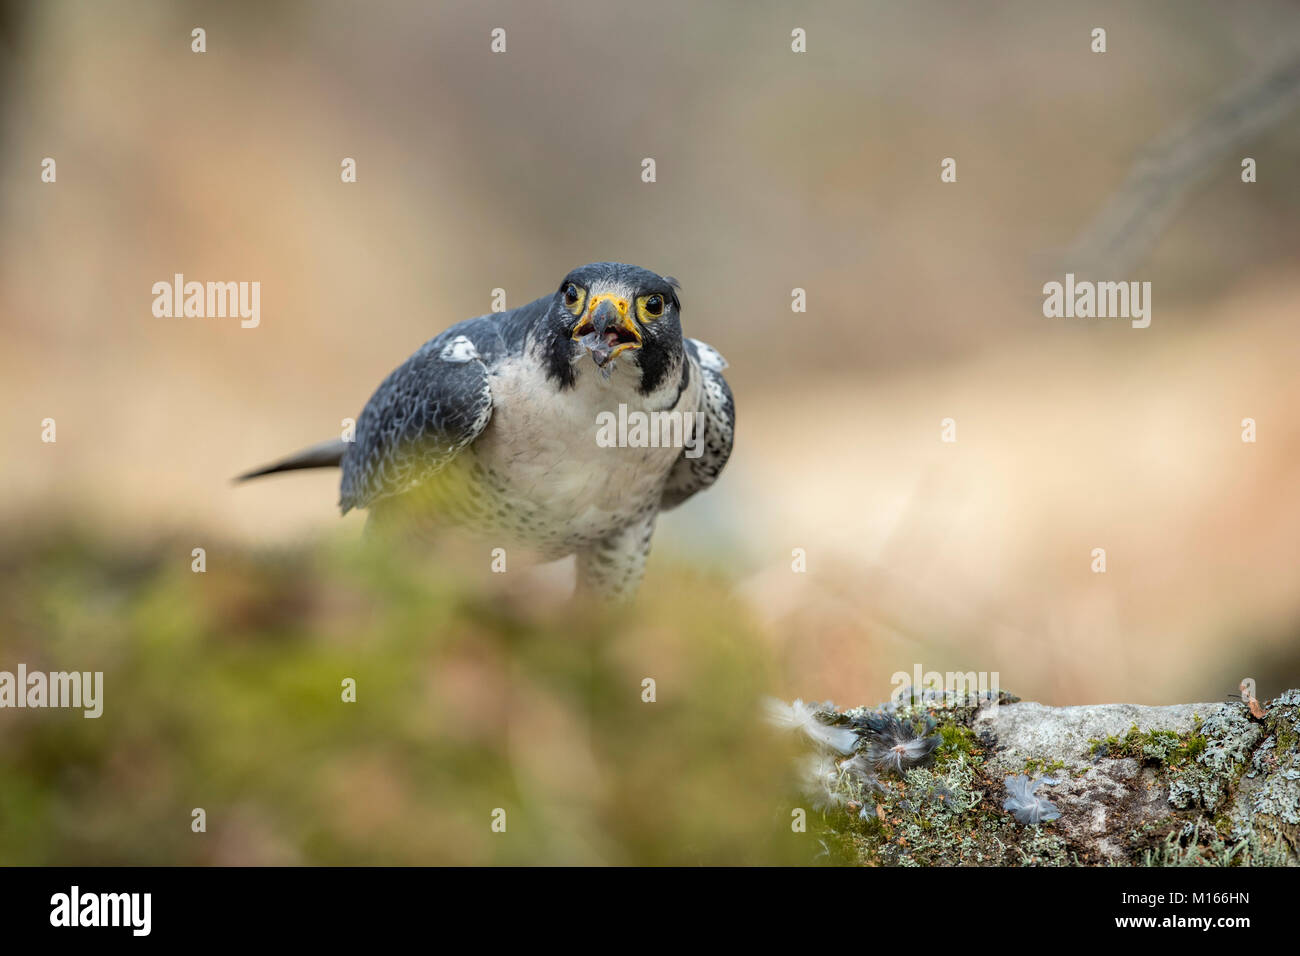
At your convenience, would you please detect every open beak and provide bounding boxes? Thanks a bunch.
[572,294,641,367]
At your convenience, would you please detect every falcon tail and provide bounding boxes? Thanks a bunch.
[235,438,348,482]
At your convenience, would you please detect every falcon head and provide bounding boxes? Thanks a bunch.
[546,262,684,394]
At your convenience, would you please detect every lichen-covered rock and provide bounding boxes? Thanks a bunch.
[976,700,1210,773]
[810,690,1299,866]
[1226,689,1300,856]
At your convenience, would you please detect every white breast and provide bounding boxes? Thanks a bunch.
[470,351,700,547]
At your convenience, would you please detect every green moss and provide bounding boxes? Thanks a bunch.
[856,813,887,839]
[1087,720,1207,767]
[935,721,978,765]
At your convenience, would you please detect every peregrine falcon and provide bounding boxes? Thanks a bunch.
[238,262,735,599]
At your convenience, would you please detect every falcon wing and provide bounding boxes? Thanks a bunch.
[338,316,504,513]
[661,338,735,509]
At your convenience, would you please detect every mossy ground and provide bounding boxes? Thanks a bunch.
[0,525,809,865]
[815,694,1298,866]
[3,525,1295,866]
[811,696,1076,866]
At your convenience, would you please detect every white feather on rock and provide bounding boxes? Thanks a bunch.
[763,697,859,755]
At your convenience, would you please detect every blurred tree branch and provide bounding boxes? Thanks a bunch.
[1065,48,1300,276]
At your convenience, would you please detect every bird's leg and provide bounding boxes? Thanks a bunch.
[575,510,656,602]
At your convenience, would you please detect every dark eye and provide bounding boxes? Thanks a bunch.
[563,283,580,306]
[644,294,664,316]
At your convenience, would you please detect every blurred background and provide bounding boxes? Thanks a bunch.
[1,0,1299,863]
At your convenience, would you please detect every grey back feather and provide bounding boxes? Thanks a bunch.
[338,318,502,513]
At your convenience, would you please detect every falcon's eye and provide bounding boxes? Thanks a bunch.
[562,282,585,314]
[642,294,665,318]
